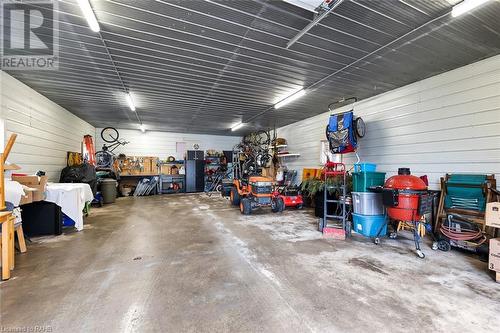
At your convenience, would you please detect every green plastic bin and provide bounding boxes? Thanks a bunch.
[352,172,386,192]
[444,174,487,211]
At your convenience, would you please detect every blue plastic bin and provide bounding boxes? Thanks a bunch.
[354,163,377,172]
[352,213,387,238]
[62,214,75,227]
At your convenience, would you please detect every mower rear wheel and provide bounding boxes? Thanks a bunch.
[296,204,303,210]
[230,187,240,206]
[240,198,252,215]
[437,240,451,252]
[272,197,285,213]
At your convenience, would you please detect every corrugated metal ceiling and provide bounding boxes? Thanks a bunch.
[4,0,500,135]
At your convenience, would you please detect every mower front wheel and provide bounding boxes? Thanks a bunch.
[296,204,303,210]
[230,187,240,206]
[240,198,252,215]
[272,197,285,213]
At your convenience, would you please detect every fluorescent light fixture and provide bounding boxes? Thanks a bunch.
[274,88,306,109]
[125,93,136,111]
[77,0,100,32]
[231,122,244,131]
[283,0,324,13]
[139,124,146,133]
[451,0,491,17]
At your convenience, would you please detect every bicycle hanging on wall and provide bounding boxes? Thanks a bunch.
[96,127,129,170]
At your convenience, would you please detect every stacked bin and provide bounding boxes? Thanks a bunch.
[351,163,387,237]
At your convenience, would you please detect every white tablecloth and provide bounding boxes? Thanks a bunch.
[45,183,94,231]
[4,180,25,207]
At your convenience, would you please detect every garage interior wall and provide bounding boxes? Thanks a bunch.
[95,128,241,160]
[277,54,500,190]
[0,71,95,181]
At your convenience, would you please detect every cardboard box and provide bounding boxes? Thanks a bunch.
[143,157,158,174]
[19,191,33,206]
[489,238,500,272]
[160,165,171,175]
[12,175,48,202]
[486,202,500,228]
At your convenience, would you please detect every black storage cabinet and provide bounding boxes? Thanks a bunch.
[223,150,233,162]
[187,150,204,160]
[185,160,205,193]
[21,201,63,236]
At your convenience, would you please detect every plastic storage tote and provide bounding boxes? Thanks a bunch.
[445,174,487,211]
[353,163,377,172]
[352,192,384,215]
[352,172,386,192]
[62,213,75,227]
[352,213,387,238]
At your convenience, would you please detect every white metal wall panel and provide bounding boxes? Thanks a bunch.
[277,55,500,189]
[95,128,241,160]
[0,72,95,181]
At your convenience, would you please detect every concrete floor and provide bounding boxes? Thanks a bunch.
[1,193,499,332]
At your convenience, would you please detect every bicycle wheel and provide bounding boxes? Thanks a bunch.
[242,133,255,145]
[254,130,270,146]
[101,127,119,143]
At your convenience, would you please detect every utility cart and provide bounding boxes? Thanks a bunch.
[318,162,351,239]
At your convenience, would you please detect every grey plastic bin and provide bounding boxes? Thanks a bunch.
[351,192,384,215]
[101,179,117,204]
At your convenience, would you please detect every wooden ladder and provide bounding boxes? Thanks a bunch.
[1,134,18,280]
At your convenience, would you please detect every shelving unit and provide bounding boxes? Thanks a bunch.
[277,153,301,158]
[159,175,185,194]
[205,155,225,192]
[271,144,300,159]
[158,160,183,174]
[158,160,185,194]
